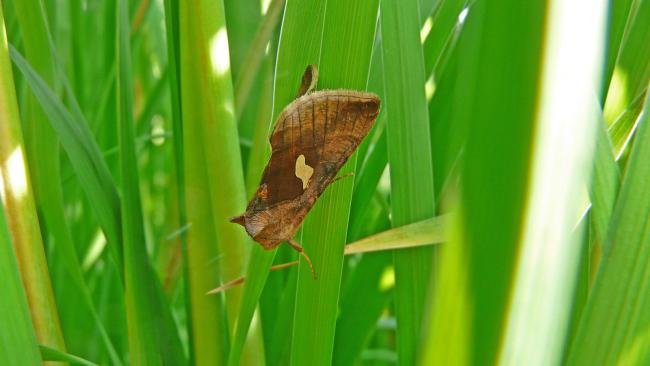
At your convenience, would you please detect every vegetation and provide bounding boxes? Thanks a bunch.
[0,0,648,364]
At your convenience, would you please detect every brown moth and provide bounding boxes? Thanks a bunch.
[231,65,380,278]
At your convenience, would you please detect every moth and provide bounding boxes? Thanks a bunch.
[231,65,381,277]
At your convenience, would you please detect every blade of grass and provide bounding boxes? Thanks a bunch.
[9,0,123,360]
[567,86,650,365]
[39,345,98,366]
[589,113,620,249]
[0,178,41,365]
[603,0,650,125]
[161,0,194,363]
[609,90,646,158]
[380,0,436,364]
[425,0,546,363]
[0,5,65,352]
[179,0,253,363]
[600,0,635,101]
[232,0,284,118]
[422,0,467,79]
[499,0,607,362]
[290,1,380,364]
[116,0,185,363]
[10,47,123,268]
[345,215,447,255]
[227,0,328,363]
[334,198,392,366]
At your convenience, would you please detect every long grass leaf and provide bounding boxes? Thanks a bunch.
[567,87,650,366]
[227,0,328,363]
[0,178,41,365]
[0,6,65,351]
[10,47,123,268]
[116,0,185,363]
[380,0,436,363]
[290,1,380,364]
[499,0,607,362]
[424,0,546,363]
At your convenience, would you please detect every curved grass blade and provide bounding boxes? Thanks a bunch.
[10,47,122,268]
[39,345,98,366]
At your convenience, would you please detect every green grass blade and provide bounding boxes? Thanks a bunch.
[0,181,41,365]
[9,0,122,360]
[116,0,185,364]
[609,90,646,158]
[422,0,467,78]
[345,215,447,255]
[39,345,97,366]
[289,1,380,364]
[10,47,123,267]
[231,0,284,118]
[179,0,253,363]
[334,204,392,366]
[590,115,620,249]
[227,0,329,363]
[498,0,607,362]
[0,6,65,352]
[380,0,436,364]
[424,0,546,363]
[600,0,635,101]
[568,89,650,366]
[603,0,650,125]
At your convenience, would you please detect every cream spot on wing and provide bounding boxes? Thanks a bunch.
[295,154,314,190]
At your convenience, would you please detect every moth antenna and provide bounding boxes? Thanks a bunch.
[230,214,245,226]
[287,238,317,279]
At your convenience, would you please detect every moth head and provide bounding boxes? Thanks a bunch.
[230,214,246,226]
[230,211,267,240]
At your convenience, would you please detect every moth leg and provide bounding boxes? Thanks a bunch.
[287,238,317,279]
[331,172,354,184]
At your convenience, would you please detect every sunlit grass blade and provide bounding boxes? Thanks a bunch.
[345,215,447,255]
[10,47,122,267]
[290,1,380,364]
[227,0,328,363]
[0,189,41,365]
[179,0,253,363]
[499,0,607,362]
[0,6,65,352]
[425,0,546,363]
[567,89,650,366]
[116,0,185,364]
[8,0,123,359]
[380,0,436,363]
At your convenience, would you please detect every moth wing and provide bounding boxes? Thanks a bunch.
[260,90,380,206]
